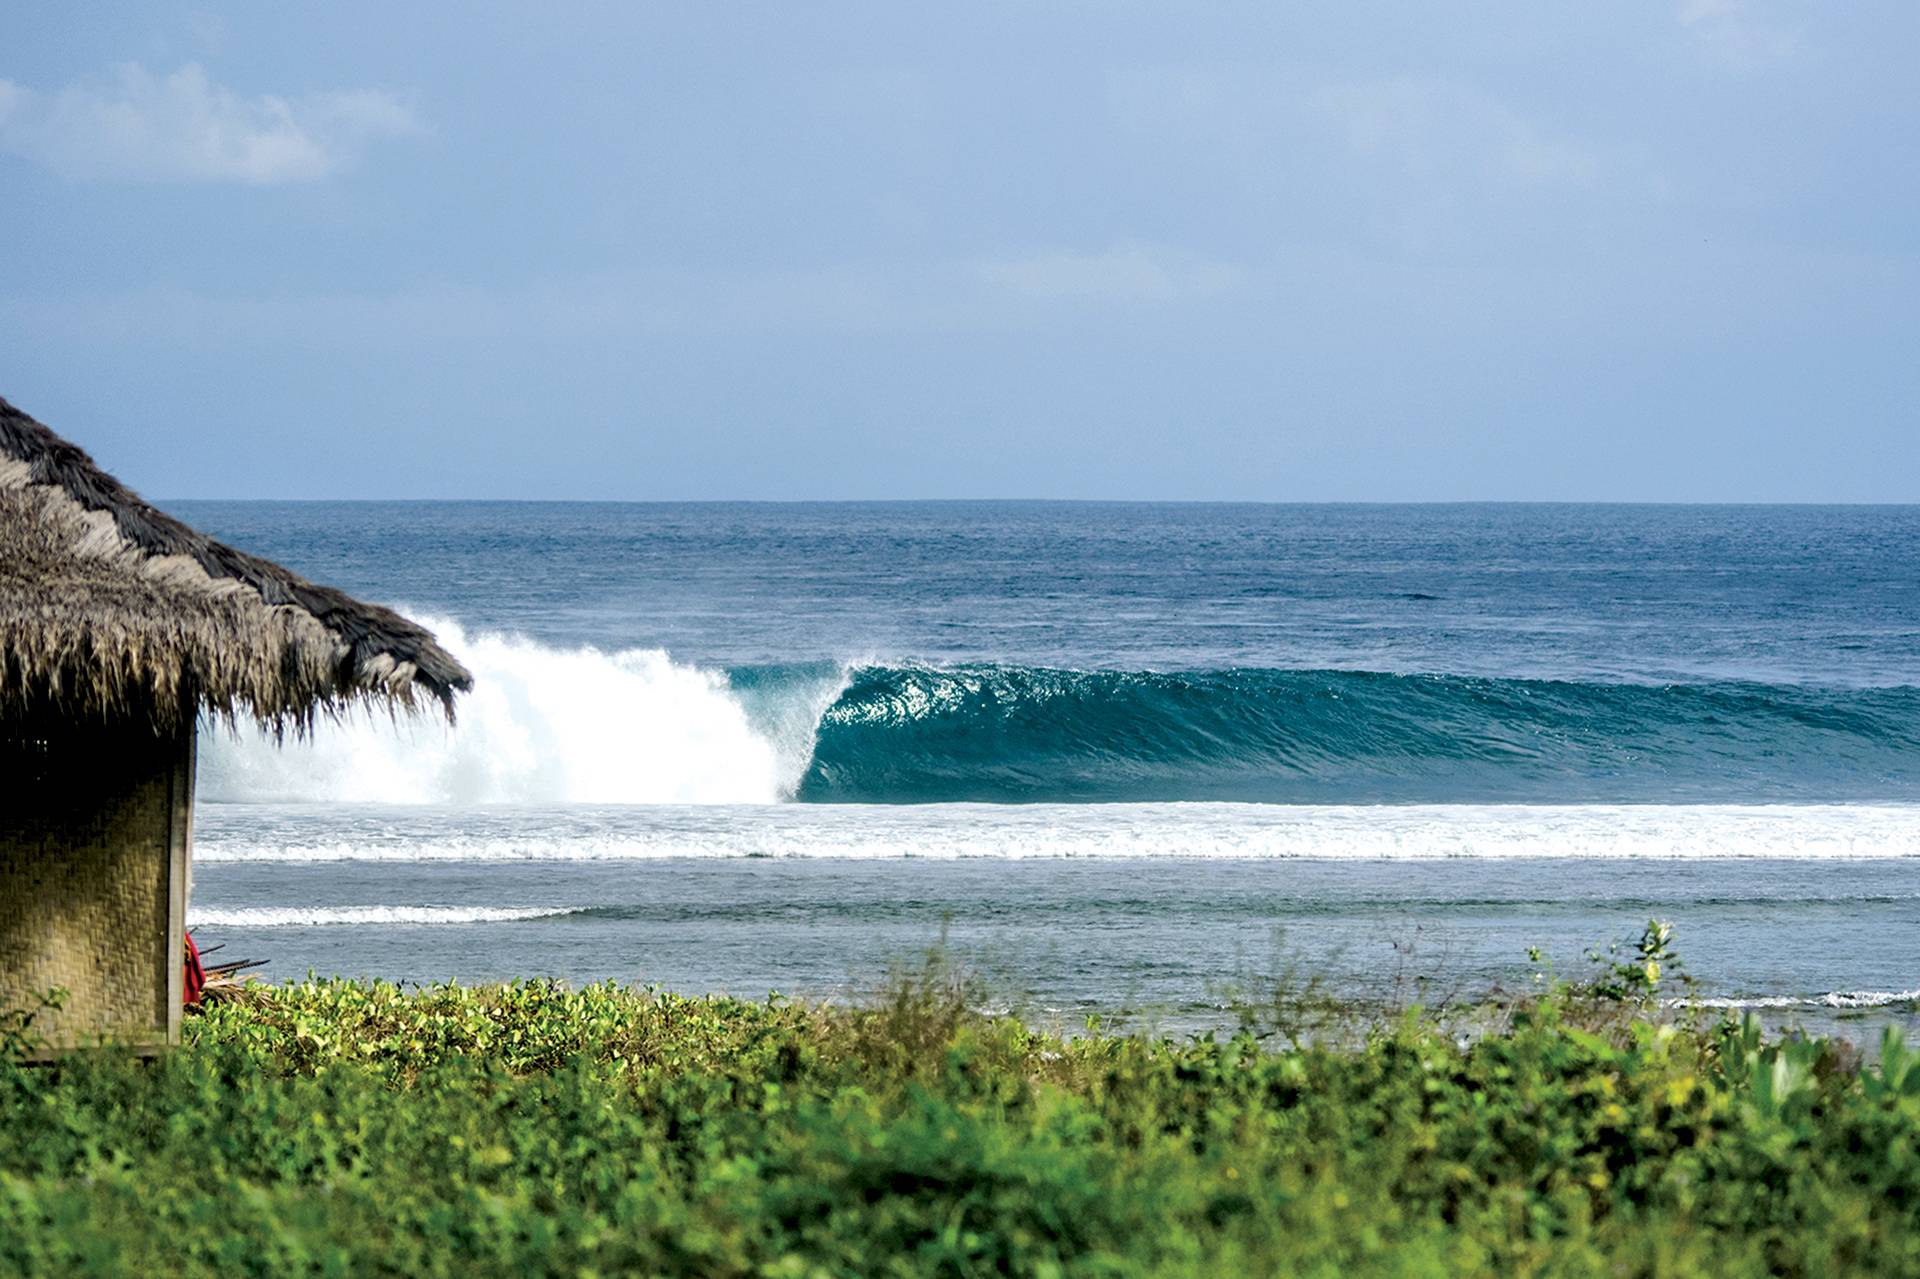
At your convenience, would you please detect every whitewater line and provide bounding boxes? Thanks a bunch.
[187,905,585,927]
[190,801,1920,863]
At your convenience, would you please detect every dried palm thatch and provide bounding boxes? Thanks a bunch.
[0,396,471,734]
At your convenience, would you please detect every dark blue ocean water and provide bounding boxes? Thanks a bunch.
[181,500,1920,683]
[171,502,1920,1026]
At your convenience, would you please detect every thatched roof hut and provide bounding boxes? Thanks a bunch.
[0,396,471,1052]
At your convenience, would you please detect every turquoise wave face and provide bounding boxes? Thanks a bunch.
[789,665,1920,804]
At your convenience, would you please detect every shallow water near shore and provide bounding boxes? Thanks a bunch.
[190,802,1920,1039]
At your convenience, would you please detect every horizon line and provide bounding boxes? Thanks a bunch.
[159,495,1920,508]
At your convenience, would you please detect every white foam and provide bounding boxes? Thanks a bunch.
[198,619,844,805]
[192,802,1920,863]
[1686,990,1920,1010]
[188,905,582,927]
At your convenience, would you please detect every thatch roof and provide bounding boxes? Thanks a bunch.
[0,396,471,733]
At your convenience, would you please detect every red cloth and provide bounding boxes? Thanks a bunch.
[183,933,206,1007]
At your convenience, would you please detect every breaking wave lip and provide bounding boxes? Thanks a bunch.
[197,618,848,806]
[187,906,584,927]
[1683,990,1920,1010]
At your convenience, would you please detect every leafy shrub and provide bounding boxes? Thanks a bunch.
[1,953,1918,1276]
[0,988,64,1065]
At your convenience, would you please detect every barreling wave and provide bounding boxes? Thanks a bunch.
[798,664,1920,803]
[198,619,1920,805]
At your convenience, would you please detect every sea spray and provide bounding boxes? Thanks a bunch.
[199,619,847,805]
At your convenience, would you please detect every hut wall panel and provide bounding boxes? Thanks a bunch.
[0,722,189,1051]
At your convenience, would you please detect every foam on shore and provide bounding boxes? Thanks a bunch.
[188,905,583,927]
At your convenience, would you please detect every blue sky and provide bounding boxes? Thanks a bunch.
[2,3,1915,500]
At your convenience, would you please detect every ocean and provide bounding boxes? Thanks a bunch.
[179,501,1920,1031]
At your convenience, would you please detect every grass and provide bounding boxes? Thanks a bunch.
[3,932,1920,1277]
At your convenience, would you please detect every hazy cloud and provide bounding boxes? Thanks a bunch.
[1677,0,1799,70]
[6,244,1254,352]
[975,243,1245,303]
[0,62,422,184]
[1316,78,1602,190]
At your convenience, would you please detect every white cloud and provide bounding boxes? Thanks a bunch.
[0,63,423,184]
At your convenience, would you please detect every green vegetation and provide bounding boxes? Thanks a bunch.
[4,932,1920,1277]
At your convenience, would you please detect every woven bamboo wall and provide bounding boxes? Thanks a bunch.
[0,719,191,1052]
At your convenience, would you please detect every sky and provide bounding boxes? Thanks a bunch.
[1,3,1916,501]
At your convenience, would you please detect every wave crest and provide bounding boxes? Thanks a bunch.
[799,665,1920,802]
[201,631,1920,805]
